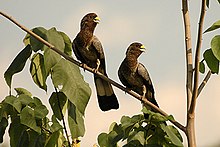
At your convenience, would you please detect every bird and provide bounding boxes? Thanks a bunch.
[72,13,119,111]
[118,42,159,114]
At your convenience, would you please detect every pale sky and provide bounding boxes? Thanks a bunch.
[1,1,220,146]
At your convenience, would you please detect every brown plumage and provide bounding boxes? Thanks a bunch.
[118,42,159,113]
[72,13,119,111]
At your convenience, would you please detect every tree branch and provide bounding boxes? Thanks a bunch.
[198,70,211,96]
[0,11,186,133]
[190,0,206,114]
[182,0,193,111]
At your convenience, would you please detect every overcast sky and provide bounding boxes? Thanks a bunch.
[1,1,220,146]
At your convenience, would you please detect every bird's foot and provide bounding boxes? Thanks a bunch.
[93,59,100,73]
[80,63,87,72]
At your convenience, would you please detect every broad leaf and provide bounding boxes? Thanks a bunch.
[44,27,65,76]
[30,27,47,52]
[9,117,28,147]
[199,61,205,74]
[204,20,220,33]
[30,53,47,91]
[20,106,41,133]
[51,115,63,132]
[0,117,8,143]
[68,101,85,138]
[161,124,183,147]
[45,131,64,147]
[4,45,32,88]
[204,49,219,74]
[59,31,72,56]
[51,59,91,115]
[4,96,22,113]
[14,87,32,97]
[49,92,67,120]
[211,35,220,61]
[34,105,49,119]
[127,131,145,146]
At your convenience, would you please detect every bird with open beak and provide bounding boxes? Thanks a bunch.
[118,42,159,115]
[72,13,119,111]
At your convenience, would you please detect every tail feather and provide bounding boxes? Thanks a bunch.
[94,75,119,111]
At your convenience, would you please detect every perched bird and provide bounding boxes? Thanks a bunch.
[118,42,159,113]
[72,13,119,111]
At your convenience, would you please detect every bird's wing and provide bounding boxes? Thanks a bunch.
[137,63,154,93]
[91,35,106,73]
[72,38,85,62]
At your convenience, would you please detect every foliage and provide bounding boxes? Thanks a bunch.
[1,27,91,146]
[98,108,183,147]
[200,19,220,74]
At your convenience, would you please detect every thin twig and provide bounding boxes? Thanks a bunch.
[198,70,211,96]
[54,87,71,147]
[190,0,206,113]
[0,11,186,133]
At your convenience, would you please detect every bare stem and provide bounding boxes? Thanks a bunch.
[0,11,186,133]
[190,0,206,114]
[182,0,193,112]
[198,70,211,96]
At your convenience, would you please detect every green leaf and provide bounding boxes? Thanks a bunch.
[9,117,28,147]
[68,101,85,138]
[20,106,41,133]
[18,94,34,106]
[14,87,32,97]
[0,117,8,143]
[206,0,210,8]
[23,33,30,46]
[4,45,32,88]
[59,31,72,56]
[34,105,49,119]
[199,61,205,74]
[4,96,22,113]
[161,124,183,147]
[204,20,220,33]
[211,35,220,61]
[44,27,65,76]
[51,115,63,132]
[49,92,67,120]
[45,130,63,147]
[98,132,118,147]
[127,131,145,146]
[204,49,219,74]
[51,59,91,115]
[30,27,47,52]
[30,53,47,91]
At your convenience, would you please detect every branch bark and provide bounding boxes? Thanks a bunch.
[0,11,186,133]
[198,70,211,96]
[182,0,193,112]
[186,0,206,147]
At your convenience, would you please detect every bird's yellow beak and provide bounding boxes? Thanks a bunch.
[94,16,100,23]
[140,45,146,52]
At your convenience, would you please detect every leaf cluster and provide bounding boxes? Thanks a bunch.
[98,108,183,147]
[2,27,91,146]
[199,20,220,74]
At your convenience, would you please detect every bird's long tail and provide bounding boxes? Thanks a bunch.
[94,75,119,111]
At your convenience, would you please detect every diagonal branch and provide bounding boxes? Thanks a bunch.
[198,70,211,96]
[0,11,186,133]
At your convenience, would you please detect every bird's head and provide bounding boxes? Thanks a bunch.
[126,42,146,58]
[80,13,100,31]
